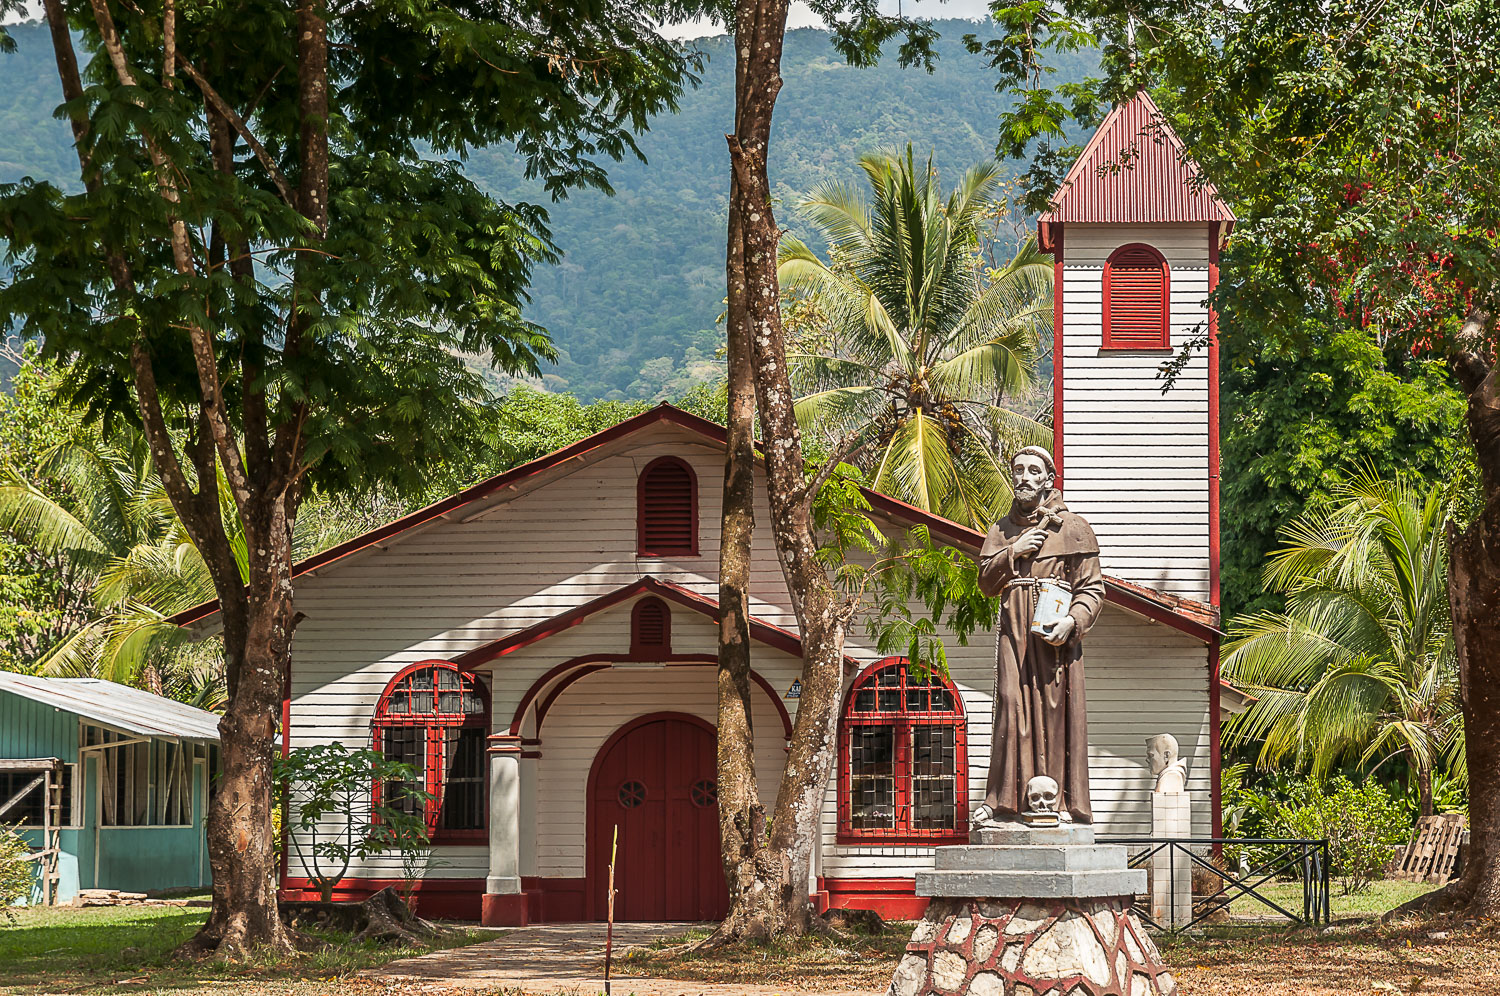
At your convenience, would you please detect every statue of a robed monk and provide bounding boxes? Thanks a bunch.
[973,446,1105,825]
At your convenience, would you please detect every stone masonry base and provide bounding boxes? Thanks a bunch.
[887,897,1176,996]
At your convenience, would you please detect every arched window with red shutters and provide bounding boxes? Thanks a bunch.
[1102,243,1170,349]
[838,658,967,843]
[637,457,698,557]
[373,661,490,842]
[630,597,672,654]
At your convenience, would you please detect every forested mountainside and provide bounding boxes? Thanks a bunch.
[0,20,1092,399]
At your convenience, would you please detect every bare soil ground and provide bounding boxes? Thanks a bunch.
[613,916,1500,996]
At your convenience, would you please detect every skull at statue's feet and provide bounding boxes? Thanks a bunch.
[1024,775,1060,815]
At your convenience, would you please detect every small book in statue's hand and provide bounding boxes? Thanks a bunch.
[1031,578,1074,638]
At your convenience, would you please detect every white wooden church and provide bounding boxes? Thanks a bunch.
[175,92,1236,925]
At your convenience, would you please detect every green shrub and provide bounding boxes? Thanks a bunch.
[1268,776,1411,895]
[0,826,35,920]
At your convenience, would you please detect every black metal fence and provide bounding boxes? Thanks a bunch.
[1098,836,1331,931]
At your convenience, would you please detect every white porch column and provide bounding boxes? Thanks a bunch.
[482,734,527,925]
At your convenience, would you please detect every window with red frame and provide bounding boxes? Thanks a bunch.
[373,662,489,840]
[1102,243,1170,349]
[839,659,967,842]
[637,457,697,556]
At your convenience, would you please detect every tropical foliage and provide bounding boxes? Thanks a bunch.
[1222,474,1462,816]
[780,146,1051,529]
[0,417,223,704]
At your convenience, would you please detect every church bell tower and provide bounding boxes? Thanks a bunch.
[1037,91,1233,606]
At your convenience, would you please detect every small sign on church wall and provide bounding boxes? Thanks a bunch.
[786,679,802,699]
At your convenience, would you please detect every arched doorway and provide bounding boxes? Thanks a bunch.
[587,713,726,921]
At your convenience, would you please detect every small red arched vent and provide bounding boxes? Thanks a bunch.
[1102,243,1170,349]
[637,457,697,557]
[631,597,671,653]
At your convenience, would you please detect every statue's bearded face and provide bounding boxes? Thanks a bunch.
[1012,454,1054,505]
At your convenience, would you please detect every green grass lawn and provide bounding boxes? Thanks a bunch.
[1220,877,1436,920]
[0,898,489,995]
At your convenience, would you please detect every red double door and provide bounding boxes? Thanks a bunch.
[588,715,727,921]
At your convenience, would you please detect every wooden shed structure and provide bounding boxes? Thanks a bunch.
[0,672,220,904]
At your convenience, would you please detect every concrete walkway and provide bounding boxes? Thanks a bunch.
[368,921,875,996]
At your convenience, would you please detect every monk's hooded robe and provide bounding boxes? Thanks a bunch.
[977,488,1105,823]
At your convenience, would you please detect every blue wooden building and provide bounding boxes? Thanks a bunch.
[0,671,220,903]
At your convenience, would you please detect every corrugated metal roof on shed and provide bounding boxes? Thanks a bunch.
[0,671,220,741]
[1040,90,1235,225]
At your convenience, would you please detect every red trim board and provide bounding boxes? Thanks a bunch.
[509,652,794,741]
[452,575,811,667]
[1051,225,1065,485]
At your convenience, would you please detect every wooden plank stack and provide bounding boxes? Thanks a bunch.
[1394,813,1467,883]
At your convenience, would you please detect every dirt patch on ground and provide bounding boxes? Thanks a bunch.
[614,918,1500,996]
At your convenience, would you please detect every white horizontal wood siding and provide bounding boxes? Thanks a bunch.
[1060,223,1213,600]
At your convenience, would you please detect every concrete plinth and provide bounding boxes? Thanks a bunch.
[918,825,1147,900]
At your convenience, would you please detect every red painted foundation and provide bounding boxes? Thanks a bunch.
[482,891,530,927]
[280,876,484,921]
[822,876,932,920]
[280,874,930,924]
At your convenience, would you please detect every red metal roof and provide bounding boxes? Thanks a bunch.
[1039,90,1235,227]
[169,403,1220,640]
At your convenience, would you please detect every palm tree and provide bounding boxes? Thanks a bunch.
[0,423,221,701]
[1222,472,1463,816]
[778,145,1052,529]
[2,411,418,707]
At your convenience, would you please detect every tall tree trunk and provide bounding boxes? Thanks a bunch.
[1417,761,1434,820]
[1402,308,1500,917]
[715,189,771,935]
[715,0,854,940]
[185,0,329,953]
[189,592,297,955]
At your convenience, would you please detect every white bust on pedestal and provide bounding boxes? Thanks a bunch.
[1148,733,1189,793]
[1147,733,1193,928]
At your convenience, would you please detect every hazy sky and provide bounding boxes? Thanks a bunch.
[4,1,995,31]
[662,0,994,38]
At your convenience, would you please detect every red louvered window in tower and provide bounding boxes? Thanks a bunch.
[637,457,698,557]
[838,658,968,844]
[631,597,672,654]
[1102,243,1170,349]
[373,661,489,842]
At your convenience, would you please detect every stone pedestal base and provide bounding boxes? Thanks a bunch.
[888,897,1176,996]
[1149,793,1193,929]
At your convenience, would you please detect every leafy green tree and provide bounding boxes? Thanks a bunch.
[0,0,702,954]
[1223,474,1462,818]
[780,145,1050,529]
[0,419,217,696]
[0,356,90,669]
[1222,324,1473,617]
[0,825,32,917]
